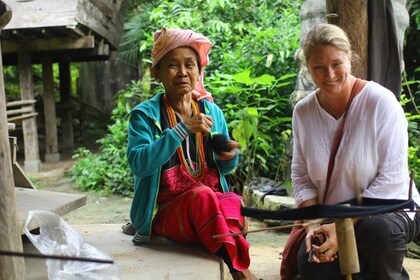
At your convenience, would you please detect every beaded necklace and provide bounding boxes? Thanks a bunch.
[163,94,206,179]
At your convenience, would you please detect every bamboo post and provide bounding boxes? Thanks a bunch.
[335,218,360,279]
[0,2,26,278]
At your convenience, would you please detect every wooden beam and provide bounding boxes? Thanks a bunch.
[0,1,26,278]
[6,99,36,107]
[7,112,38,122]
[6,106,33,116]
[88,0,115,17]
[1,36,95,53]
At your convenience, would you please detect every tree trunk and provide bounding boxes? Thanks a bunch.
[326,0,368,79]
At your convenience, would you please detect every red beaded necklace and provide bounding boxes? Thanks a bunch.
[163,95,206,179]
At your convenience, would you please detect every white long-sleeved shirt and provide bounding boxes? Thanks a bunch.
[292,81,420,215]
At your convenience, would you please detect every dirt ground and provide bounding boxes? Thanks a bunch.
[28,159,420,280]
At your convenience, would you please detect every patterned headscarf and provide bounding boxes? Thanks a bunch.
[152,27,213,101]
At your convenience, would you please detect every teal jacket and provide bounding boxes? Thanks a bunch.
[127,92,239,245]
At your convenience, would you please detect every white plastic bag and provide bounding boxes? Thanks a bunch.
[24,210,120,280]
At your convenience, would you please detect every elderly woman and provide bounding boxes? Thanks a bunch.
[124,27,257,280]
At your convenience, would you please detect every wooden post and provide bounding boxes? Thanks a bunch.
[59,60,74,153]
[42,57,60,162]
[326,0,368,79]
[18,51,41,172]
[0,2,26,278]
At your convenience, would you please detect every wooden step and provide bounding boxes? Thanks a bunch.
[15,187,87,232]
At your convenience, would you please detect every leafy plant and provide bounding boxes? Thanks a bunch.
[208,69,295,188]
[69,80,147,195]
[401,68,420,190]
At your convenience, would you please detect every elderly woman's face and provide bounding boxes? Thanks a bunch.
[155,47,200,96]
[307,44,351,95]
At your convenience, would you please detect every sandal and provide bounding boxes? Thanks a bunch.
[121,222,136,236]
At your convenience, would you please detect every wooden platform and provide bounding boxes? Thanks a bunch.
[24,224,224,280]
[16,187,87,232]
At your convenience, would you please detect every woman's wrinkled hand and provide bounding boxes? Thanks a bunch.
[305,223,338,264]
[184,113,213,135]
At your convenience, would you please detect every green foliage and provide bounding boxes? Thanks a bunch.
[69,0,420,196]
[401,68,420,190]
[207,69,295,185]
[402,1,420,190]
[71,0,302,195]
[117,0,302,190]
[3,66,20,99]
[405,0,420,75]
[69,80,147,195]
[4,63,79,102]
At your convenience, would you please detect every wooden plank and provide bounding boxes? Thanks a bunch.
[2,0,78,30]
[1,36,95,53]
[6,106,33,116]
[7,112,38,122]
[9,136,35,189]
[13,163,36,189]
[77,0,127,49]
[6,99,36,107]
[89,0,114,17]
[15,188,87,232]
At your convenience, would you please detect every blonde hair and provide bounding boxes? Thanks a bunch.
[303,23,352,63]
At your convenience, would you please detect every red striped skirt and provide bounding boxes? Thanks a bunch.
[152,185,250,271]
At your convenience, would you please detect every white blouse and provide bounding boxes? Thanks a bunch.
[292,81,420,214]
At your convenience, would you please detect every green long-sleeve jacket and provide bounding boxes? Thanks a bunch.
[127,92,239,245]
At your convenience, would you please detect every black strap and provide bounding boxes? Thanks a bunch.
[242,198,415,221]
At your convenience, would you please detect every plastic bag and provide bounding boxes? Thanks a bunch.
[24,210,120,280]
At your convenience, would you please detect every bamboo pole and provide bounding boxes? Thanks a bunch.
[213,219,328,239]
[335,218,360,279]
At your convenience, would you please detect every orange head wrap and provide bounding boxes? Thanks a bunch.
[152,27,213,101]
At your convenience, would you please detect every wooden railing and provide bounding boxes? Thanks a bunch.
[6,99,37,123]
